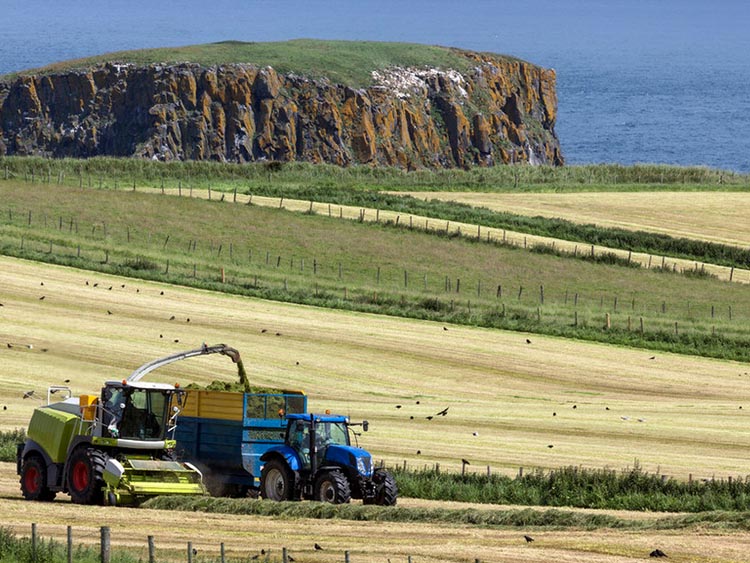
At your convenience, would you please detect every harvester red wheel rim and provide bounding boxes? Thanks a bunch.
[24,465,40,493]
[72,461,89,491]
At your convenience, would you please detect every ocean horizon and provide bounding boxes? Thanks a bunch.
[2,0,748,172]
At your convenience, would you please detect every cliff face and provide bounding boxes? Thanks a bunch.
[0,50,563,168]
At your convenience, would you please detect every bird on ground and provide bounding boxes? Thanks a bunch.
[472,432,479,436]
[553,412,556,416]
[415,400,420,404]
[160,291,164,295]
[107,310,112,315]
[425,416,433,420]
[23,390,35,399]
[436,407,449,416]
[314,543,323,551]
[547,445,554,448]
[38,296,45,300]
[649,356,656,360]
[121,284,125,288]
[0,303,3,306]
[3,406,7,410]
[6,343,11,348]
[572,405,577,409]
[275,332,281,336]
[621,416,630,421]
[192,548,197,556]
[288,556,295,562]
[186,318,190,323]
[523,535,534,543]
[410,416,414,420]
[40,282,44,286]
[416,450,421,455]
[526,338,532,344]
[261,329,267,333]
[605,407,610,410]
[649,549,667,558]
[85,281,89,286]
[107,286,112,291]
[395,405,402,409]
[443,327,448,331]
[169,315,175,320]
[93,283,99,287]
[174,339,180,343]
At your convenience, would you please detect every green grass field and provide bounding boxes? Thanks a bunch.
[1,179,748,362]
[0,39,491,86]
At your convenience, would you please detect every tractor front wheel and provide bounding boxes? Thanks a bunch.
[314,469,351,504]
[67,448,105,505]
[260,459,295,501]
[20,456,56,501]
[372,469,398,506]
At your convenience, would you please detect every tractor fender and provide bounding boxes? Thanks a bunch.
[260,446,303,472]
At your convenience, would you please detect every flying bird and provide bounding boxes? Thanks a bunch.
[425,416,433,420]
[23,390,35,399]
[436,407,449,416]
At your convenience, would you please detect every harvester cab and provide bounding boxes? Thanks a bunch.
[17,343,241,506]
[259,412,397,505]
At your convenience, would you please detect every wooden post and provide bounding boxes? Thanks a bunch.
[32,523,37,559]
[101,527,111,563]
[221,267,225,283]
[518,466,524,478]
[518,286,523,300]
[148,536,155,563]
[605,313,610,330]
[640,316,644,333]
[67,526,73,563]
[345,551,351,563]
[540,284,544,304]
[220,542,226,563]
[188,541,193,563]
[574,310,578,327]
[730,266,735,281]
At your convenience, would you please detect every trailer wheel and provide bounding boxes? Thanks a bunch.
[67,448,105,505]
[260,459,295,501]
[314,469,351,504]
[20,456,56,501]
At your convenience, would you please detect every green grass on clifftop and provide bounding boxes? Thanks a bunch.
[5,39,499,86]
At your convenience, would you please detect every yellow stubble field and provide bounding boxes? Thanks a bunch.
[397,191,750,248]
[2,255,750,561]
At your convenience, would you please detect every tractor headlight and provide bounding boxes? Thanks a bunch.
[356,456,372,477]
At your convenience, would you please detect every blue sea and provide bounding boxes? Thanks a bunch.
[2,0,749,172]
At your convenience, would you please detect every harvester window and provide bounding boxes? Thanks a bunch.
[118,389,168,440]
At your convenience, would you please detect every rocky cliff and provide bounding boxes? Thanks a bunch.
[0,49,563,168]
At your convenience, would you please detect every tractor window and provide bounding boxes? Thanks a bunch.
[315,422,349,447]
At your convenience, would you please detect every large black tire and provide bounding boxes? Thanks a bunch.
[66,448,106,505]
[260,459,295,501]
[373,469,398,506]
[20,455,57,502]
[314,469,351,504]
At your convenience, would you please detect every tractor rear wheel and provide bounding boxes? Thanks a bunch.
[260,459,295,501]
[20,456,56,501]
[67,448,106,505]
[314,469,351,504]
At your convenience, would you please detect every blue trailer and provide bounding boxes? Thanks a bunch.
[174,389,396,505]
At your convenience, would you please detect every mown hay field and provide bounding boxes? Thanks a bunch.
[399,191,750,248]
[3,259,750,561]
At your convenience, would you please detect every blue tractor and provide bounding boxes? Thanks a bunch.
[259,412,397,505]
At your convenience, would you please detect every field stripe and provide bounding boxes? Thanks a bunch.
[149,187,750,284]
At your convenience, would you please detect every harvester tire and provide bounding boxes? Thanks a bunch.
[314,469,351,504]
[260,459,295,501]
[20,455,56,501]
[67,447,106,505]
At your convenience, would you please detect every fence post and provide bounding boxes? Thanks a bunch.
[32,523,37,559]
[283,547,289,563]
[148,536,155,563]
[345,551,350,563]
[188,541,193,563]
[220,542,226,563]
[67,526,73,563]
[101,526,111,563]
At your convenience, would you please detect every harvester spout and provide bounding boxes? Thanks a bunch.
[127,343,242,382]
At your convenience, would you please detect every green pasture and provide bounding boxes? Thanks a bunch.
[0,179,748,361]
[0,39,484,86]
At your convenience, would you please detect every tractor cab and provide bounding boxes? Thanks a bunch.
[99,381,184,441]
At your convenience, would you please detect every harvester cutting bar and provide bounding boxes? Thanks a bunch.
[127,343,240,382]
